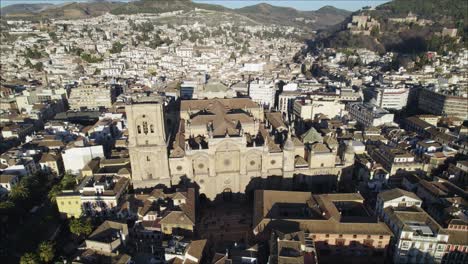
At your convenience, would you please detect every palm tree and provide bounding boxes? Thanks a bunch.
[9,184,29,201]
[20,252,39,264]
[69,218,93,237]
[38,241,55,263]
[48,185,62,203]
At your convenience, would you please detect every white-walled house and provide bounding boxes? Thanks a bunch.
[375,188,423,216]
[62,145,105,174]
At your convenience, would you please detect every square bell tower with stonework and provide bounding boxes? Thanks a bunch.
[126,95,171,189]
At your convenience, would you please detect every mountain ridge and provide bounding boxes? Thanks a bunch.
[1,1,350,31]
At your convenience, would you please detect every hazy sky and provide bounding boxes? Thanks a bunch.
[1,0,390,11]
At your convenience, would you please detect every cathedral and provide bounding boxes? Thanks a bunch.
[126,94,354,199]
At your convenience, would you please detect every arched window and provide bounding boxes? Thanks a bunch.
[137,125,141,134]
[147,156,150,162]
[150,124,154,133]
[143,121,148,134]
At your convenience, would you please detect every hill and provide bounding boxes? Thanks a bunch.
[375,0,467,22]
[313,0,467,54]
[0,3,54,16]
[1,1,124,19]
[110,0,228,15]
[1,0,349,31]
[236,3,350,30]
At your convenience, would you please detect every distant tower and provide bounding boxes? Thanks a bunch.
[126,95,171,188]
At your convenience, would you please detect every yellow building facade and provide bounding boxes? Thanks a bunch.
[56,192,82,218]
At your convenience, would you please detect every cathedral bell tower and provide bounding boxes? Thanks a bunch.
[283,130,296,177]
[126,95,171,188]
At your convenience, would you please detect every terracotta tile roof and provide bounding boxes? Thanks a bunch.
[265,112,286,130]
[185,239,207,263]
[311,143,330,153]
[37,140,65,148]
[0,174,17,183]
[378,188,421,202]
[39,152,58,163]
[180,98,259,112]
[254,190,392,236]
[160,211,194,226]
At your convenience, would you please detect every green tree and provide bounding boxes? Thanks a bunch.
[48,185,62,203]
[20,252,39,264]
[48,32,58,42]
[9,183,29,201]
[25,58,33,67]
[370,27,380,37]
[37,241,55,263]
[49,173,76,203]
[33,62,43,71]
[24,47,42,59]
[80,53,103,63]
[69,218,93,237]
[0,201,14,210]
[110,41,125,54]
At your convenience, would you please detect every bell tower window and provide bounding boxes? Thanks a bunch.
[137,125,141,134]
[150,124,154,133]
[143,121,149,134]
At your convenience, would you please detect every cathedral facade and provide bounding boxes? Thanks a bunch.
[126,95,354,199]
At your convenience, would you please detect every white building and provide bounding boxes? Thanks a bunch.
[62,145,105,174]
[79,175,130,217]
[373,86,409,110]
[346,102,395,128]
[242,62,266,72]
[293,98,345,120]
[375,188,423,216]
[249,80,276,109]
[376,189,449,264]
[278,91,301,119]
[283,82,298,92]
[68,83,115,110]
[175,47,193,58]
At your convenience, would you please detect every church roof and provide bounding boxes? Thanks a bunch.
[294,156,308,166]
[265,112,286,130]
[292,136,304,147]
[204,81,229,92]
[301,127,323,144]
[180,98,259,112]
[311,142,330,153]
[188,100,254,137]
